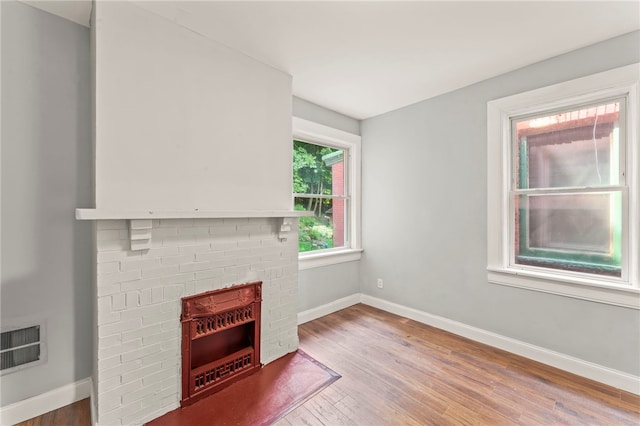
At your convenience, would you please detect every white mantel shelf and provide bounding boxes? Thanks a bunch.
[75,208,313,220]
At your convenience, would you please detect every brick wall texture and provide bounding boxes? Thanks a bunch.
[94,218,300,425]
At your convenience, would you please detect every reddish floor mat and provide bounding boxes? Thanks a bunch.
[147,350,340,426]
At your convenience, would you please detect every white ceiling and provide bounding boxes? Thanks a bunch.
[22,1,640,120]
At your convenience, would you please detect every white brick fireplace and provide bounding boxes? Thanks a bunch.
[85,2,304,423]
[91,216,300,425]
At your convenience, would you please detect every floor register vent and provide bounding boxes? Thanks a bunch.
[1,324,45,374]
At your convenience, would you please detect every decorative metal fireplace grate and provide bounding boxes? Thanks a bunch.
[180,281,262,406]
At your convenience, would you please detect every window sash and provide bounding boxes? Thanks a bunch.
[507,95,630,282]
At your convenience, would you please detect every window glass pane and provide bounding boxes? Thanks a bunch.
[514,102,620,189]
[514,192,622,277]
[293,140,344,195]
[295,197,346,252]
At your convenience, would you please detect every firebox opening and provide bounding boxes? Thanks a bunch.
[191,323,254,369]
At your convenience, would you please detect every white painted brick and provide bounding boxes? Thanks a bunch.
[98,296,111,313]
[158,218,194,228]
[99,376,122,393]
[193,251,221,262]
[178,244,211,255]
[178,226,210,237]
[178,261,212,273]
[143,328,179,346]
[141,265,179,279]
[160,356,179,371]
[141,246,179,259]
[99,334,122,350]
[125,292,139,309]
[99,318,143,338]
[112,293,126,311]
[98,354,121,371]
[99,270,141,286]
[97,408,123,426]
[142,367,175,386]
[161,272,194,286]
[184,281,196,296]
[121,362,162,384]
[121,342,163,364]
[151,287,163,304]
[119,303,161,322]
[97,220,127,230]
[224,265,250,275]
[92,217,300,426]
[98,261,120,275]
[195,279,220,294]
[98,250,142,263]
[163,285,184,301]
[211,230,250,242]
[119,400,143,420]
[210,241,238,251]
[193,268,224,280]
[121,323,162,343]
[142,345,179,366]
[161,395,177,408]
[100,379,144,410]
[99,360,142,381]
[222,218,248,226]
[139,288,152,306]
[142,310,173,326]
[98,394,122,417]
[120,277,164,292]
[151,227,179,239]
[260,238,280,248]
[122,403,163,426]
[98,239,130,252]
[120,258,161,272]
[97,229,125,242]
[99,309,121,325]
[162,235,197,247]
[160,254,193,265]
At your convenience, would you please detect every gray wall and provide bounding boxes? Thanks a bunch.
[1,1,92,405]
[293,96,360,136]
[360,31,640,376]
[292,98,361,312]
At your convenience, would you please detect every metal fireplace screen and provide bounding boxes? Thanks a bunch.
[180,281,262,406]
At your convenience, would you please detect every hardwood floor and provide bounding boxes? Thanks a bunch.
[277,304,640,425]
[14,398,91,426]
[16,304,640,425]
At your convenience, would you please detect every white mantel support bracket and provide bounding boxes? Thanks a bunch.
[279,218,293,242]
[129,219,152,251]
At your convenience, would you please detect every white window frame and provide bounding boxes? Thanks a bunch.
[293,117,362,270]
[487,64,640,309]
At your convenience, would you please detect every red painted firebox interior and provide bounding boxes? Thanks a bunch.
[180,281,262,406]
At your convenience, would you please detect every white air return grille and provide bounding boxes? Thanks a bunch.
[1,325,43,373]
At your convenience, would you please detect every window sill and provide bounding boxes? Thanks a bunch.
[487,267,640,309]
[299,248,363,270]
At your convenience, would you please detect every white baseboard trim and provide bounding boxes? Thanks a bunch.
[0,377,92,425]
[360,294,640,395]
[298,293,361,325]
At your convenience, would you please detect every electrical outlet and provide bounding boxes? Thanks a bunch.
[377,278,383,289]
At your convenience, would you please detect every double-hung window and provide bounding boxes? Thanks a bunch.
[292,117,362,269]
[487,64,639,308]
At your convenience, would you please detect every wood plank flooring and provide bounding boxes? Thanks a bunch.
[13,398,91,426]
[15,303,640,425]
[276,304,640,425]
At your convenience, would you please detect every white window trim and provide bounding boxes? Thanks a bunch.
[487,63,640,309]
[293,117,362,269]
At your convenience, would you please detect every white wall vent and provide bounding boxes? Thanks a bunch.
[1,324,46,374]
